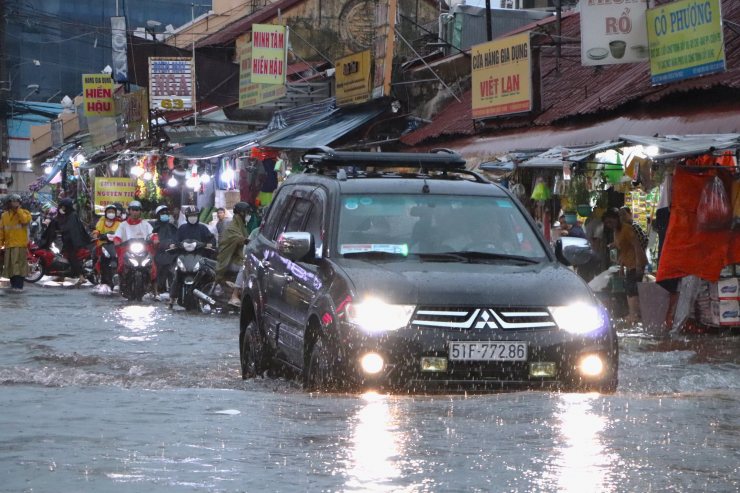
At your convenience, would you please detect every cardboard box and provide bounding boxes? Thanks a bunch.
[708,278,740,300]
[720,264,735,278]
[703,300,740,326]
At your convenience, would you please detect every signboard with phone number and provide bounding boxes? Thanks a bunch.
[148,57,195,111]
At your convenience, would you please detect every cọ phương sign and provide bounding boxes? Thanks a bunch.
[647,0,725,85]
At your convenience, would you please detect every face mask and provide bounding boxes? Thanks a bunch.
[187,216,198,225]
[58,209,66,215]
[106,212,116,220]
[160,215,169,222]
[121,213,128,220]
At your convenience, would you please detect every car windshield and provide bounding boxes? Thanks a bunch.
[337,194,547,260]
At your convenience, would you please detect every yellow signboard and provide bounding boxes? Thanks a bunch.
[471,32,532,119]
[83,74,115,116]
[237,36,286,109]
[94,178,136,212]
[335,50,372,106]
[646,0,725,85]
[251,24,288,84]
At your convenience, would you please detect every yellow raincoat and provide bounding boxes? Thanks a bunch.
[0,208,32,248]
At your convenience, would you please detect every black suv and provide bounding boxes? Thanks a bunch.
[239,148,617,393]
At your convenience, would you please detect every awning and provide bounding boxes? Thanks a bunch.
[521,141,623,168]
[166,130,269,160]
[42,145,79,186]
[620,134,740,160]
[259,106,387,150]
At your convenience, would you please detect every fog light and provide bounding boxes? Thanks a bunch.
[581,355,604,376]
[420,357,447,372]
[529,362,556,377]
[360,353,384,374]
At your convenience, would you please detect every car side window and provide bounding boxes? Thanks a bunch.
[281,197,312,236]
[305,192,325,258]
[260,186,293,241]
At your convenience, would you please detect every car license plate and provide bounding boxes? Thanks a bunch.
[448,341,527,361]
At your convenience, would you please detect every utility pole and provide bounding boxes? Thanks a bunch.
[556,0,562,73]
[192,3,197,127]
[485,0,493,42]
[0,0,8,178]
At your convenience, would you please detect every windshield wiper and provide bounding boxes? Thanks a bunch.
[342,251,408,259]
[416,252,468,262]
[438,251,540,264]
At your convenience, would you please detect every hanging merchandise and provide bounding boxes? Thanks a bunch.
[604,153,624,184]
[530,176,551,202]
[697,176,731,231]
[732,174,740,229]
[509,183,527,201]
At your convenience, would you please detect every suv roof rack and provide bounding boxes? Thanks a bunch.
[302,147,467,169]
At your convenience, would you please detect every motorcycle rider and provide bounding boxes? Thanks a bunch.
[166,205,215,309]
[113,201,158,286]
[49,198,90,286]
[0,194,32,291]
[93,204,121,281]
[214,202,252,307]
[150,205,178,300]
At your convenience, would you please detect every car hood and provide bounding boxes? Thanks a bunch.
[331,258,593,307]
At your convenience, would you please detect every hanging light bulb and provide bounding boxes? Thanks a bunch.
[168,177,178,187]
[221,167,234,183]
[186,176,200,188]
[131,166,145,177]
[143,172,153,181]
[110,161,119,172]
[200,173,211,184]
[44,165,53,175]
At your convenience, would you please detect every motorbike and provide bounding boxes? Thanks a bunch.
[169,240,216,311]
[95,232,118,288]
[0,241,44,283]
[29,212,42,243]
[191,255,237,314]
[32,240,96,284]
[119,238,155,301]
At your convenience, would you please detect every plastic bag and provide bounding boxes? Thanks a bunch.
[697,176,731,231]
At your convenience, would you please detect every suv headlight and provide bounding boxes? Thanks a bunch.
[346,299,415,333]
[549,303,605,335]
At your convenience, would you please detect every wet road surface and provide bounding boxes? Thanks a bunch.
[2,284,740,492]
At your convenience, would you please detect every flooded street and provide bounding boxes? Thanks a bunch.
[2,286,740,492]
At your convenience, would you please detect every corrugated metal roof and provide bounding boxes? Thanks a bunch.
[521,141,622,168]
[446,5,551,53]
[402,0,740,147]
[166,130,268,159]
[260,106,386,150]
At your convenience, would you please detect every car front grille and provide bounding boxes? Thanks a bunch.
[411,306,556,330]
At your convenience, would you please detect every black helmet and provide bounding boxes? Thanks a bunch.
[182,205,200,216]
[112,202,124,212]
[233,202,251,216]
[59,198,74,210]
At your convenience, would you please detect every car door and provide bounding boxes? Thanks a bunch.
[279,188,327,367]
[269,186,315,364]
[254,184,294,348]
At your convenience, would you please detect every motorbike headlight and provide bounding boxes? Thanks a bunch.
[103,248,110,258]
[128,258,139,267]
[142,258,151,266]
[51,244,60,254]
[176,258,185,270]
[193,261,200,272]
[183,242,196,252]
[549,303,605,335]
[345,298,415,334]
[130,243,144,254]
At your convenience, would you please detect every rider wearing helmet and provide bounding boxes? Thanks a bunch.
[174,205,216,245]
[150,204,178,299]
[166,205,216,309]
[93,204,121,277]
[113,201,158,280]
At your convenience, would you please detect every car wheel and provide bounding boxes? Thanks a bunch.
[306,336,342,392]
[240,317,271,380]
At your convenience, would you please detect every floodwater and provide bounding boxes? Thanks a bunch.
[2,284,740,492]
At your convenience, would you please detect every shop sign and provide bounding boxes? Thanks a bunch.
[580,0,650,66]
[236,36,286,109]
[372,0,397,99]
[471,32,532,119]
[110,16,128,82]
[646,0,725,85]
[335,50,372,106]
[251,24,288,84]
[148,57,195,111]
[115,88,149,142]
[94,177,136,212]
[89,115,123,148]
[83,74,115,116]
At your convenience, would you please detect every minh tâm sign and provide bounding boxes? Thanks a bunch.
[471,32,532,119]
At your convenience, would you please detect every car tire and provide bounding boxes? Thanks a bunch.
[240,317,271,380]
[306,336,343,392]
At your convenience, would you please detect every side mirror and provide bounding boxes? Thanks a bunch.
[277,232,313,261]
[555,237,594,266]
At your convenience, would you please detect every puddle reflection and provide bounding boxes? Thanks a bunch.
[344,392,406,492]
[116,305,158,341]
[550,393,618,493]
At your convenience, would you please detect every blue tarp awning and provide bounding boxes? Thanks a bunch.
[259,106,387,150]
[166,129,269,160]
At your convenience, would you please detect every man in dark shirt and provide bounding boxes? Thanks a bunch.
[174,206,215,246]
